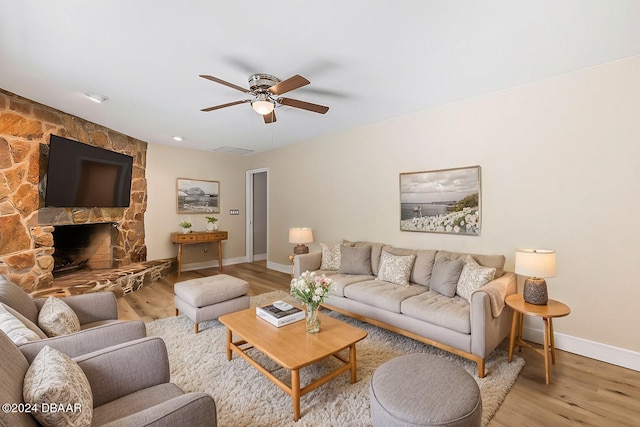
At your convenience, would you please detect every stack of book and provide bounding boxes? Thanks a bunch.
[256,303,305,327]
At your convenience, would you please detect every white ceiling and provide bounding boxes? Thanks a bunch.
[1,1,639,154]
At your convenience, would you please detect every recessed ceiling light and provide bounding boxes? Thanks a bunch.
[172,136,183,142]
[84,93,109,103]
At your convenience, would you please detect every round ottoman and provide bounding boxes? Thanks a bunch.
[370,353,482,427]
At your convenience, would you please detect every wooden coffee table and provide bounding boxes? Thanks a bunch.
[219,307,367,421]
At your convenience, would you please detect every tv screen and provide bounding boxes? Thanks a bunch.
[44,135,133,208]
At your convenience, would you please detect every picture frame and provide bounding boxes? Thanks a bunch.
[399,166,481,235]
[176,178,220,214]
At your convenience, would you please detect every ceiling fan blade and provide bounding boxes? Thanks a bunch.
[200,99,250,112]
[268,75,310,95]
[263,110,277,124]
[199,75,251,94]
[277,97,329,114]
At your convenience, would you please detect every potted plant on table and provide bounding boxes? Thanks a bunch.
[290,271,334,333]
[205,215,218,231]
[179,220,192,234]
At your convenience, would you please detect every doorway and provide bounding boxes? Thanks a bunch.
[245,168,268,263]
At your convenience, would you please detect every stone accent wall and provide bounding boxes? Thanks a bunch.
[0,89,148,291]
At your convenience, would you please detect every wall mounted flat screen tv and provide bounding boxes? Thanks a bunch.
[44,135,133,208]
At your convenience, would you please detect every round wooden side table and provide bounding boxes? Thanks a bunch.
[505,294,570,385]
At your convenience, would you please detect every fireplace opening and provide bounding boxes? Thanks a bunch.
[52,223,114,276]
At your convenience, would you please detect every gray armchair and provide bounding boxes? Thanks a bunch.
[0,275,146,362]
[0,330,217,426]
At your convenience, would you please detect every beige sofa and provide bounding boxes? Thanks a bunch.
[294,242,516,377]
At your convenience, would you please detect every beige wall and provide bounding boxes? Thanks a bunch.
[145,144,247,266]
[244,56,640,357]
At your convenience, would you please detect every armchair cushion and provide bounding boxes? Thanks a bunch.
[0,276,39,324]
[37,297,81,337]
[23,346,93,427]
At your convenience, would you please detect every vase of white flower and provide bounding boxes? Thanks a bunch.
[290,271,334,333]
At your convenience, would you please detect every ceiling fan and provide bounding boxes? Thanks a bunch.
[199,73,329,124]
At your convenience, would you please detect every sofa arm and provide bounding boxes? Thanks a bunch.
[74,336,170,407]
[100,393,217,427]
[19,320,147,363]
[293,251,322,278]
[34,292,118,325]
[469,272,516,358]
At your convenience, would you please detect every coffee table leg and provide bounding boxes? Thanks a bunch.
[292,368,301,421]
[350,343,357,383]
[225,328,232,361]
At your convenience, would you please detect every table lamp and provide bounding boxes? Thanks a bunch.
[289,227,313,255]
[515,249,556,305]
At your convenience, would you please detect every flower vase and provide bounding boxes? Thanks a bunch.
[181,227,191,234]
[206,222,214,231]
[305,304,321,333]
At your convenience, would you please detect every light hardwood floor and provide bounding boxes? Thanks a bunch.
[119,262,640,426]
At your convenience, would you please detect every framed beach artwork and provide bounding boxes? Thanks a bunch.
[176,178,220,214]
[399,166,481,235]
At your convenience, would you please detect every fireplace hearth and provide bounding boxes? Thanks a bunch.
[52,223,115,276]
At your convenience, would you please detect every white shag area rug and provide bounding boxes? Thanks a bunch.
[146,291,524,427]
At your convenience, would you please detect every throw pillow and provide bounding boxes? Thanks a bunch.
[429,257,464,297]
[1,303,48,339]
[456,255,497,301]
[0,304,41,345]
[376,250,416,287]
[338,245,372,275]
[319,241,353,270]
[38,297,81,337]
[23,346,93,427]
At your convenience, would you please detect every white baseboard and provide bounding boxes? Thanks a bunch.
[267,261,292,276]
[523,326,640,372]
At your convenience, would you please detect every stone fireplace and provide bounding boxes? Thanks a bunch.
[0,89,149,292]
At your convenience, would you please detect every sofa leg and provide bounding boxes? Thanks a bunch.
[175,308,179,316]
[477,359,486,378]
[194,323,199,334]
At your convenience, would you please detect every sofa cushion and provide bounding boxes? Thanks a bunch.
[23,346,93,426]
[0,276,39,324]
[429,257,464,297]
[401,291,471,334]
[344,280,426,313]
[436,250,506,278]
[0,304,41,345]
[456,255,496,302]
[377,251,416,287]
[326,274,375,297]
[339,245,372,275]
[38,297,81,337]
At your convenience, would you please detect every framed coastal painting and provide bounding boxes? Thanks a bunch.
[176,178,220,214]
[399,166,481,235]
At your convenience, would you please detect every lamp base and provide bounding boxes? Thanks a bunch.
[293,244,309,255]
[523,277,548,305]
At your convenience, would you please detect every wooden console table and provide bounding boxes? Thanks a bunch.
[171,231,228,277]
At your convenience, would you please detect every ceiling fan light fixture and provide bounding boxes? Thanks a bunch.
[251,93,274,115]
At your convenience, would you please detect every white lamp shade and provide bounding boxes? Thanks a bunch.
[289,227,313,244]
[515,249,556,278]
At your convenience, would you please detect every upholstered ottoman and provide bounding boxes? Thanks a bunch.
[370,353,482,427]
[174,274,250,333]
